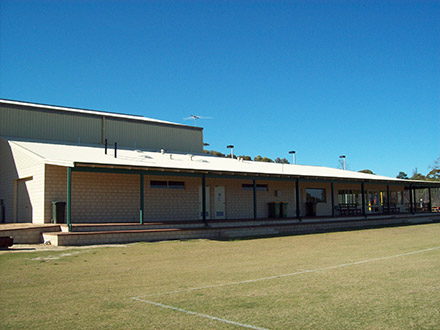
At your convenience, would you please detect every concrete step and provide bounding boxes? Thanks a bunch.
[62,218,302,232]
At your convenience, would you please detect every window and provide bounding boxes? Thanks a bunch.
[242,183,268,191]
[150,180,185,189]
[150,180,167,189]
[390,191,402,204]
[168,181,185,189]
[306,188,326,203]
[338,190,361,205]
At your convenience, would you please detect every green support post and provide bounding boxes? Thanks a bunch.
[67,167,72,232]
[428,188,432,213]
[296,178,301,219]
[140,174,144,224]
[387,184,390,215]
[253,179,257,220]
[202,174,207,225]
[361,182,366,218]
[331,182,335,217]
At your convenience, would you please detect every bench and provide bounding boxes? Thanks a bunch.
[338,204,361,216]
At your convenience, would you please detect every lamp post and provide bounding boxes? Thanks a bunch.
[289,150,296,164]
[339,155,346,170]
[227,145,234,158]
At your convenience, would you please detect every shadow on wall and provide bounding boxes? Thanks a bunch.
[0,138,32,223]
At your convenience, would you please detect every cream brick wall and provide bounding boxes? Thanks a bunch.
[144,175,199,221]
[44,165,67,223]
[45,166,140,223]
[0,138,45,223]
[40,167,413,224]
[205,178,297,219]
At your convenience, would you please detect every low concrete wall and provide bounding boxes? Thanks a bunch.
[0,225,61,244]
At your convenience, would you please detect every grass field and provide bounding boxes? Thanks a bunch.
[1,223,440,329]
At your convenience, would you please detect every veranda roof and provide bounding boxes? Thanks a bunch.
[6,138,439,187]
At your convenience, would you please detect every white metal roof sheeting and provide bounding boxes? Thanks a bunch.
[6,138,429,185]
[0,99,198,129]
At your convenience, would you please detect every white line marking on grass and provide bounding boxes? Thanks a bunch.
[140,246,440,298]
[131,297,269,330]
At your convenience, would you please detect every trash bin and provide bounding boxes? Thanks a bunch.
[306,202,317,217]
[51,201,66,224]
[268,202,280,218]
[280,202,288,218]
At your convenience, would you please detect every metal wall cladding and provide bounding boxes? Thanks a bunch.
[105,118,203,153]
[0,105,203,154]
[0,106,102,144]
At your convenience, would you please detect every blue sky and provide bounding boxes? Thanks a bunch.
[1,0,439,177]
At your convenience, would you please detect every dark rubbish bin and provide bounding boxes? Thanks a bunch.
[268,202,281,218]
[280,202,288,218]
[306,202,317,217]
[51,201,66,224]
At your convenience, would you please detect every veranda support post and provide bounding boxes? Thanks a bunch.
[361,182,366,218]
[202,174,207,225]
[296,178,300,219]
[140,174,144,224]
[331,182,335,217]
[67,167,72,232]
[253,179,257,220]
[429,188,432,213]
[387,185,390,215]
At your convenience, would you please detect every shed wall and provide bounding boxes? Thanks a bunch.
[0,104,203,153]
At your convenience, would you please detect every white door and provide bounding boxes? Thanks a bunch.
[199,185,210,219]
[214,186,226,219]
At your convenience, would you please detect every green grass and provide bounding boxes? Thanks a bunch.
[1,223,440,329]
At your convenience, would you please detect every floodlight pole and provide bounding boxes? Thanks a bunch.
[227,145,234,158]
[289,151,296,164]
[339,155,346,170]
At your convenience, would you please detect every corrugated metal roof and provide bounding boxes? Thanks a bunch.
[7,138,437,186]
[0,99,200,130]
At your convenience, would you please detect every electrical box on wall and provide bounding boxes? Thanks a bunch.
[275,190,282,197]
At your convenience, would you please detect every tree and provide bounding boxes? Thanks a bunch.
[261,157,274,163]
[238,155,252,161]
[210,150,226,158]
[359,169,374,175]
[396,171,408,179]
[410,169,426,181]
[254,155,263,162]
[427,156,440,181]
[426,168,440,181]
